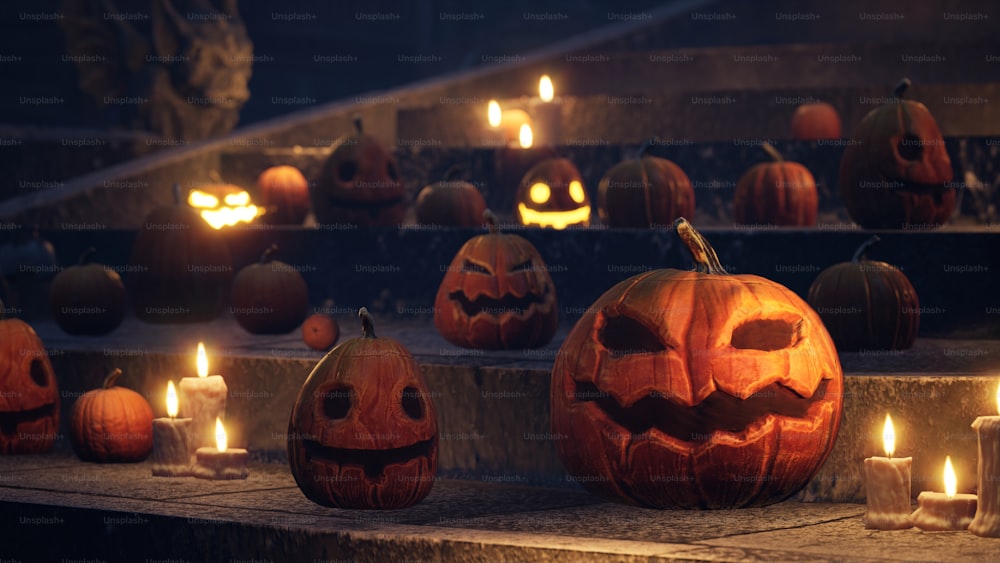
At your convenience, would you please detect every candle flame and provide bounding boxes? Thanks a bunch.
[215,417,227,452]
[883,413,895,457]
[487,100,501,128]
[944,456,957,498]
[197,342,208,378]
[539,75,554,102]
[519,124,533,148]
[166,380,178,419]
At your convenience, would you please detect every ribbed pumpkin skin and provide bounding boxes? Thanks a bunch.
[288,315,438,509]
[839,89,954,229]
[49,258,126,335]
[128,203,233,323]
[414,181,487,228]
[807,260,919,351]
[598,156,694,228]
[733,161,818,227]
[0,313,59,454]
[258,165,311,225]
[70,372,153,463]
[791,102,842,140]
[302,313,340,350]
[230,253,309,334]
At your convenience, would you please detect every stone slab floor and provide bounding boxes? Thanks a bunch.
[1,449,999,562]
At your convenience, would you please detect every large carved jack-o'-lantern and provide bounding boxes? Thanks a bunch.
[515,157,591,229]
[839,78,955,229]
[0,301,59,454]
[435,210,558,349]
[312,116,406,227]
[551,219,843,509]
[288,308,438,509]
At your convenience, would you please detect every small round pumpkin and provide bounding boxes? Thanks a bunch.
[414,167,487,228]
[49,248,126,336]
[597,142,694,228]
[231,244,309,334]
[551,218,843,509]
[807,236,919,352]
[258,165,310,225]
[434,210,558,349]
[839,78,955,229]
[129,184,234,323]
[791,102,842,140]
[0,228,57,282]
[70,368,154,463]
[515,157,591,229]
[312,116,406,227]
[733,143,818,227]
[0,302,59,454]
[302,300,340,350]
[288,308,438,509]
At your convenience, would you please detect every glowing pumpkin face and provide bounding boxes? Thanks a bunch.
[515,158,590,229]
[187,183,262,229]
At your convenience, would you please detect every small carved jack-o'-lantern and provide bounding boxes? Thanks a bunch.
[288,308,438,509]
[515,158,590,229]
[597,142,694,228]
[551,218,843,509]
[187,182,263,230]
[807,236,919,352]
[839,78,955,229]
[435,210,558,349]
[0,302,59,454]
[312,116,406,227]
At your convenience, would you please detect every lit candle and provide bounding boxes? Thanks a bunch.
[151,381,192,477]
[178,342,227,454]
[193,418,249,480]
[970,382,1000,537]
[486,100,535,148]
[863,413,913,529]
[530,74,561,147]
[910,456,978,531]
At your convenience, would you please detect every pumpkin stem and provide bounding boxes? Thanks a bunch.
[352,114,363,134]
[852,235,881,262]
[359,307,376,338]
[260,244,279,263]
[442,164,464,183]
[637,139,653,159]
[172,183,183,205]
[78,247,97,265]
[483,209,500,234]
[674,218,728,275]
[761,142,784,163]
[103,368,123,389]
[893,78,911,100]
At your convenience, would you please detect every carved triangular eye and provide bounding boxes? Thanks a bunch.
[461,260,491,274]
[598,314,666,358]
[731,318,804,351]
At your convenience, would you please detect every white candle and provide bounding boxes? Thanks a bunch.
[151,381,192,477]
[193,418,248,480]
[910,456,977,531]
[970,382,1000,537]
[485,100,534,148]
[178,342,227,454]
[529,74,561,147]
[863,414,913,529]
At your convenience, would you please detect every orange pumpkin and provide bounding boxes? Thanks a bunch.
[70,368,154,463]
[230,244,309,334]
[597,142,694,229]
[49,247,126,335]
[302,301,340,351]
[434,210,558,349]
[807,236,919,351]
[258,165,310,225]
[551,218,843,508]
[839,78,955,229]
[791,102,842,140]
[414,167,487,228]
[288,308,438,509]
[0,303,59,454]
[733,143,818,227]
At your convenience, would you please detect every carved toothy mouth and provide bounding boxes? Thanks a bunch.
[0,403,56,437]
[448,290,551,318]
[303,438,435,478]
[573,379,832,442]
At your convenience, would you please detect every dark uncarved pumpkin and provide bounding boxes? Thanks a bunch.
[288,308,438,509]
[733,144,818,227]
[414,167,487,228]
[0,303,59,454]
[434,210,558,349]
[551,218,843,509]
[597,142,694,229]
[49,248,126,335]
[839,79,955,229]
[231,244,309,334]
[807,236,919,351]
